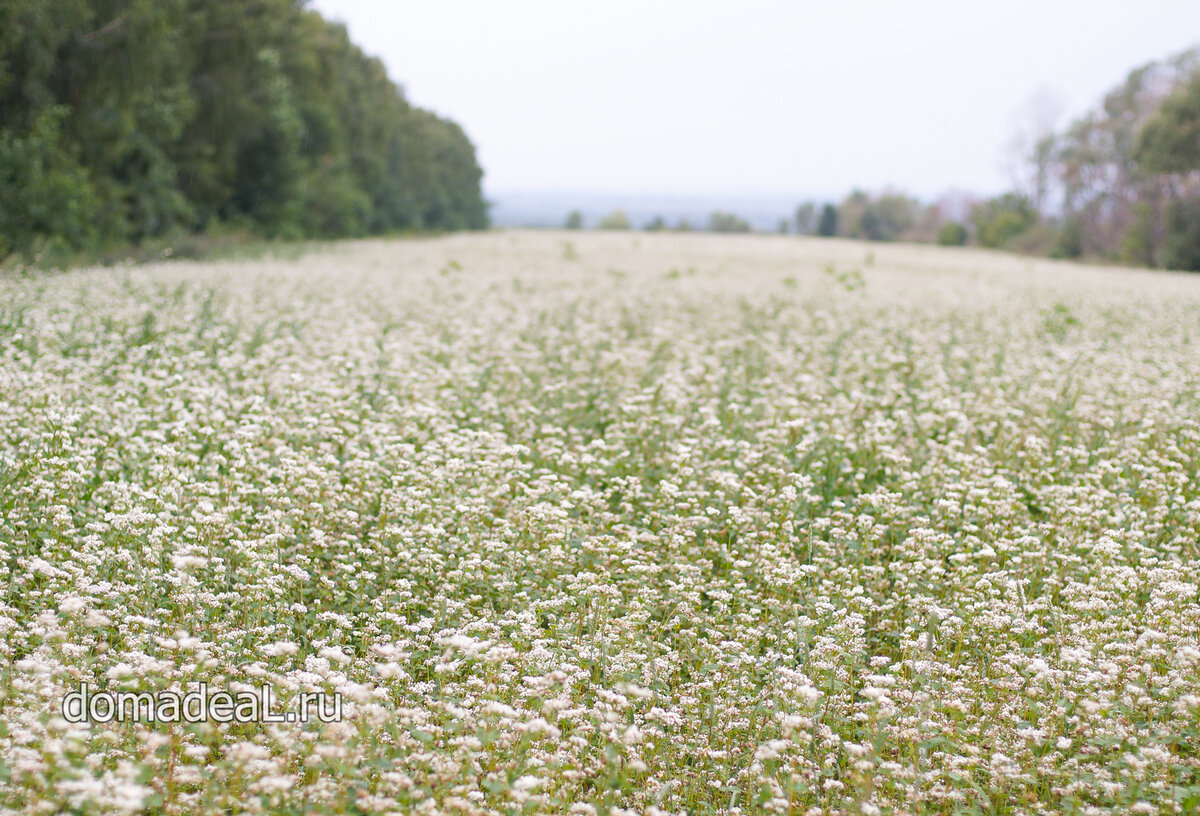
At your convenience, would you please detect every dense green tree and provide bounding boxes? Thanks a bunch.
[970,193,1038,249]
[859,208,883,240]
[1133,70,1200,269]
[817,203,837,237]
[1051,48,1200,264]
[0,106,97,256]
[0,0,196,246]
[937,221,968,246]
[1052,216,1084,259]
[1137,71,1200,174]
[563,210,584,229]
[230,47,305,234]
[837,190,919,241]
[1159,198,1200,270]
[0,0,488,261]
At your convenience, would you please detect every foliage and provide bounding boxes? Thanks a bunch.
[598,209,631,230]
[836,190,921,241]
[1136,70,1200,174]
[1001,220,1061,256]
[936,220,968,246]
[0,106,97,257]
[707,211,751,233]
[970,192,1038,249]
[1047,47,1200,268]
[1119,201,1161,267]
[0,0,487,262]
[1132,69,1200,270]
[835,190,869,238]
[563,210,584,229]
[1161,197,1200,270]
[793,201,816,235]
[1052,214,1084,259]
[816,203,837,236]
[872,193,920,240]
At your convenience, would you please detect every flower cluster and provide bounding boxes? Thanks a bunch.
[1,232,1198,814]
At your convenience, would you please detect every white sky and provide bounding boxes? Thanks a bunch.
[309,0,1200,201]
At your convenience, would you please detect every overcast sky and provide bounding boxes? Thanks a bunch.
[310,0,1199,201]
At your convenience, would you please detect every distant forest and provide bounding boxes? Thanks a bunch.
[576,47,1200,273]
[0,0,488,262]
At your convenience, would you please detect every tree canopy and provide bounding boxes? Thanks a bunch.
[1047,47,1200,268]
[0,0,488,261]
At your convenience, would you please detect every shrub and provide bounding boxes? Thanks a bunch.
[937,221,968,246]
[971,193,1038,248]
[599,209,631,230]
[707,211,751,233]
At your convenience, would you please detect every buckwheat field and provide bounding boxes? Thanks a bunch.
[3,231,1200,816]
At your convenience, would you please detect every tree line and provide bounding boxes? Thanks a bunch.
[0,0,488,263]
[565,46,1200,272]
[792,47,1200,270]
